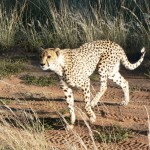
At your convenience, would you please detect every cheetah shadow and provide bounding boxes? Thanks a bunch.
[95,102,123,106]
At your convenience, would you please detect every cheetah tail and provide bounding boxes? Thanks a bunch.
[121,47,146,70]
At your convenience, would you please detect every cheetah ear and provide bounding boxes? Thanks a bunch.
[38,47,44,53]
[54,48,60,56]
[40,47,44,50]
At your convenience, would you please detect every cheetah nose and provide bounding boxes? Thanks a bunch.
[40,63,45,66]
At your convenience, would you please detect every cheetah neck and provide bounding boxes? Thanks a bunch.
[58,52,65,67]
[51,52,65,76]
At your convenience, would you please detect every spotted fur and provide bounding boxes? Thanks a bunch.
[39,40,146,129]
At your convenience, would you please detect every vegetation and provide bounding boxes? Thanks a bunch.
[90,73,99,81]
[0,106,49,150]
[20,74,58,86]
[0,58,25,79]
[94,125,133,143]
[145,71,150,78]
[0,99,14,105]
[0,0,149,57]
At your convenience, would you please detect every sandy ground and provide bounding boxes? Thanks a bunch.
[0,63,150,149]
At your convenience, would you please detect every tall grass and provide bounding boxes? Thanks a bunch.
[0,105,49,150]
[0,0,149,55]
[0,1,26,49]
[24,0,131,49]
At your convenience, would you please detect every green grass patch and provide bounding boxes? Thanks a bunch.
[40,118,64,130]
[20,75,58,86]
[145,69,150,79]
[0,99,13,105]
[0,58,25,79]
[59,108,69,115]
[90,72,99,81]
[94,125,133,143]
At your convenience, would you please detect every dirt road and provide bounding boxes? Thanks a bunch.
[0,67,150,149]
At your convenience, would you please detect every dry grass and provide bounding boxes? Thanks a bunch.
[0,108,49,150]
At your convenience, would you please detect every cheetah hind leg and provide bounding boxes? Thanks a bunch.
[82,79,96,123]
[108,72,129,106]
[91,75,107,108]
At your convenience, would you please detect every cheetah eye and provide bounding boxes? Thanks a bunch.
[47,55,51,59]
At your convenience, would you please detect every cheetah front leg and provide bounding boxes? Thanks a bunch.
[60,80,75,129]
[82,78,96,123]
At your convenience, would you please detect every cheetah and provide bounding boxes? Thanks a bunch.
[39,40,145,129]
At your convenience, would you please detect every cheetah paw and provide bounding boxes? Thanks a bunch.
[90,101,97,108]
[120,101,129,106]
[66,124,74,130]
[89,116,96,124]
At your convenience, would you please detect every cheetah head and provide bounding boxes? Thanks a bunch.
[39,47,61,71]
